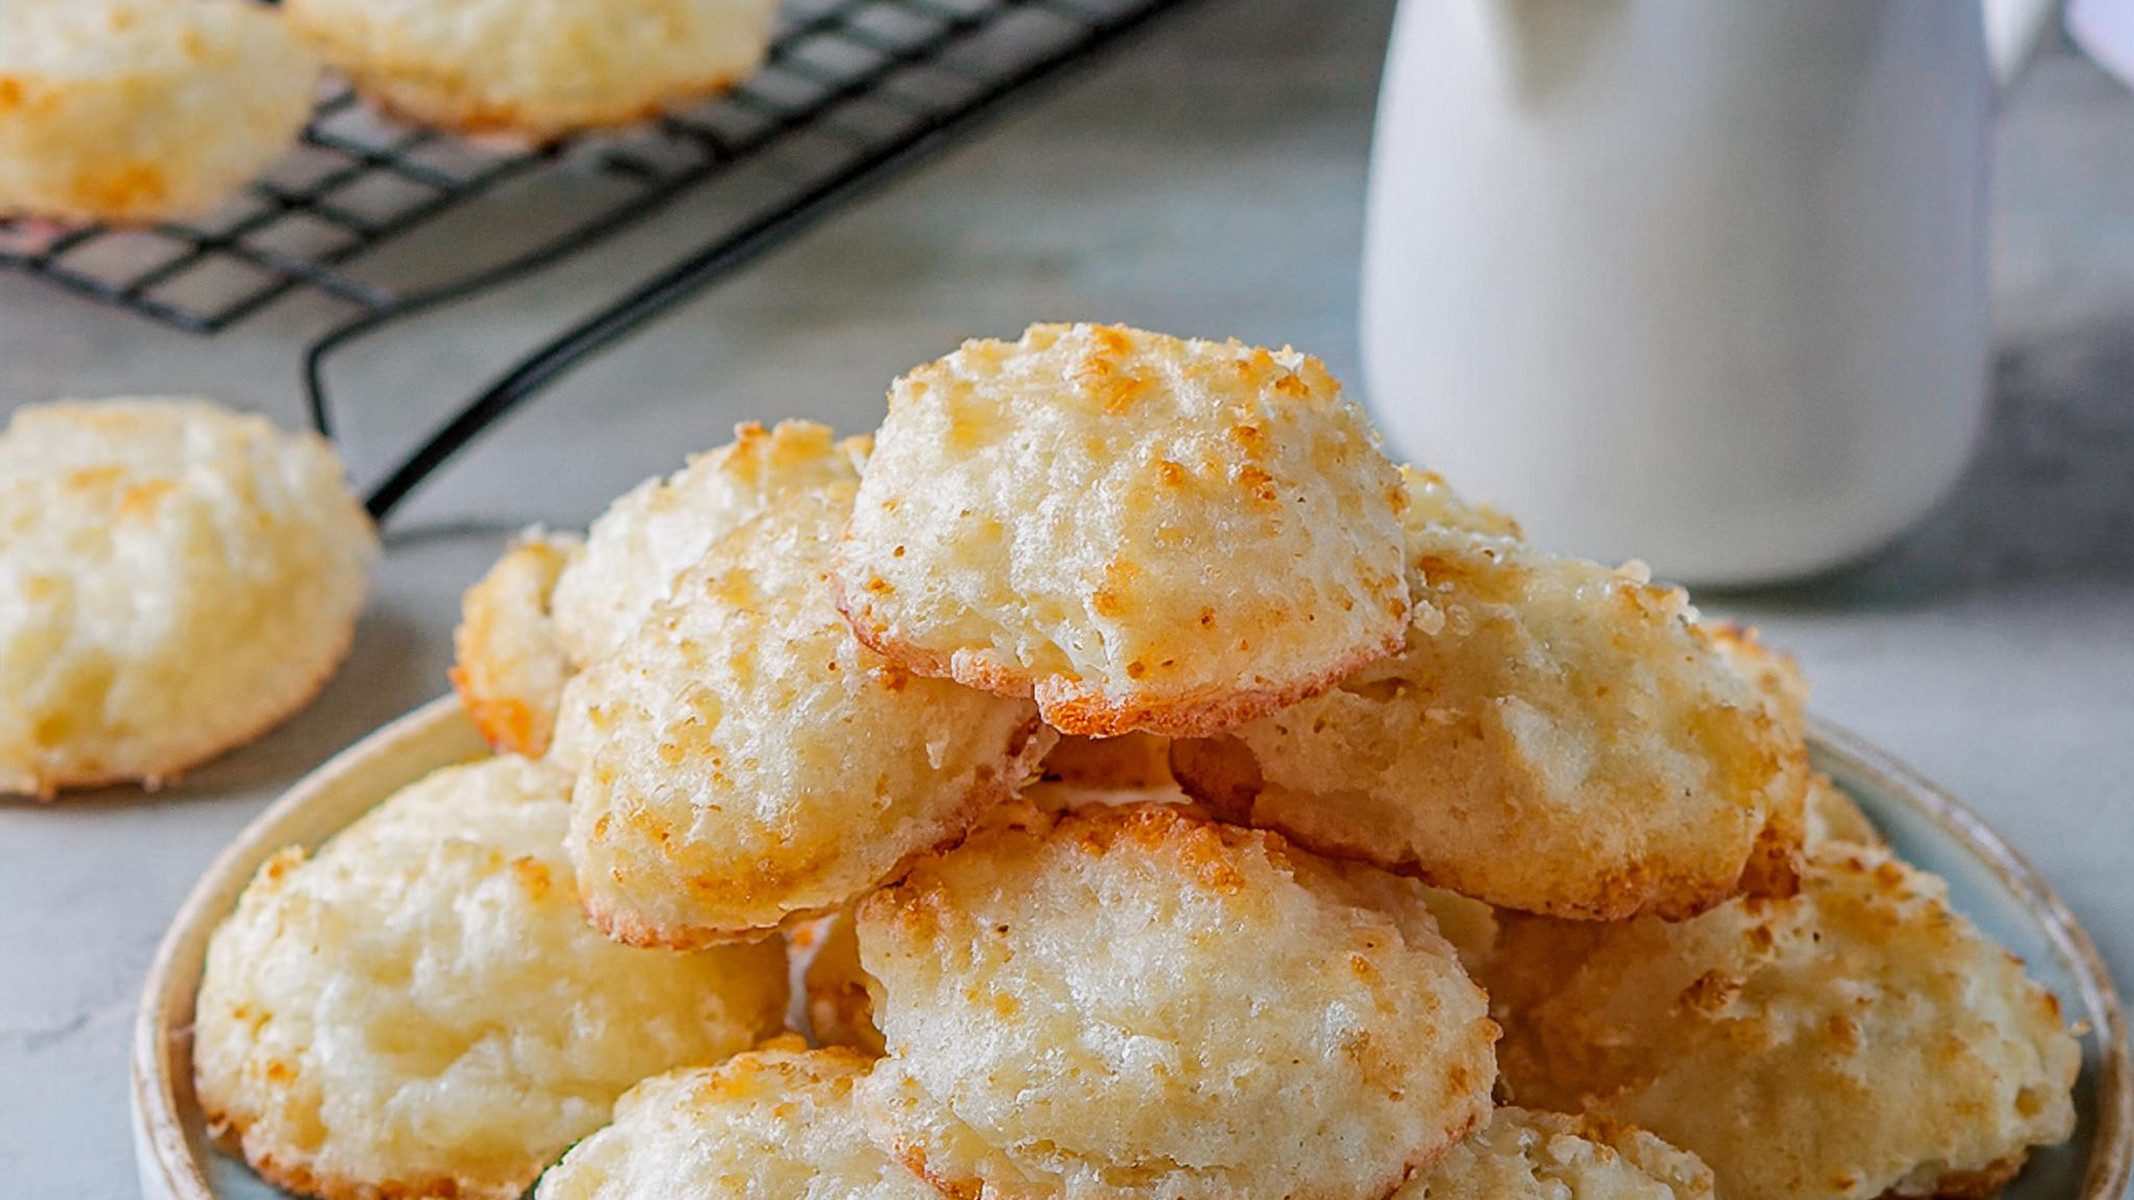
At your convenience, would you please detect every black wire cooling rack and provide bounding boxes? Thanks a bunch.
[0,0,1201,520]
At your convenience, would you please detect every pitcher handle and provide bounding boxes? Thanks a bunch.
[1983,0,2062,90]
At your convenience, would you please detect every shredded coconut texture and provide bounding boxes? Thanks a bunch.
[1488,847,2080,1200]
[857,802,1498,1200]
[193,756,789,1200]
[0,399,374,797]
[560,482,1052,948]
[1171,465,1808,919]
[535,1042,937,1200]
[0,0,317,221]
[1401,1108,1716,1200]
[452,421,868,757]
[282,0,775,140]
[804,784,1498,1061]
[836,321,1411,738]
[452,531,582,758]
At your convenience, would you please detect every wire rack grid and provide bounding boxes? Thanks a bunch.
[0,0,1203,518]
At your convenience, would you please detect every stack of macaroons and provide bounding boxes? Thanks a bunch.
[193,322,2082,1200]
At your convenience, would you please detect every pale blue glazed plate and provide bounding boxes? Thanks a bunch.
[131,701,2133,1200]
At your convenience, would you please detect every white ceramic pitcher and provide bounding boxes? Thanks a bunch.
[1361,0,2057,585]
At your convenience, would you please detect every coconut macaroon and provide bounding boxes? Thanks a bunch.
[1016,772,1506,978]
[796,781,1172,1060]
[559,481,1053,948]
[803,787,1498,1063]
[451,421,868,757]
[1703,627,1881,850]
[1170,466,1808,920]
[1709,624,1885,853]
[815,880,1494,1069]
[835,322,1412,739]
[194,756,789,1200]
[534,1041,935,1200]
[282,0,775,141]
[1402,1108,1716,1200]
[550,422,871,668]
[856,802,1499,1200]
[1399,464,1525,541]
[451,532,582,759]
[0,0,317,223]
[1710,623,1808,735]
[0,399,374,799]
[1486,848,2081,1200]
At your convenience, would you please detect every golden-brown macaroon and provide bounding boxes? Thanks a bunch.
[800,782,1496,1062]
[559,482,1053,949]
[856,802,1499,1200]
[450,421,868,757]
[1706,621,1813,894]
[1709,623,1808,735]
[1704,623,1884,855]
[1487,847,2080,1200]
[0,399,374,799]
[0,0,318,222]
[835,322,1412,739]
[1171,467,1808,920]
[451,532,582,758]
[550,422,871,669]
[1401,1108,1715,1200]
[1709,622,1837,873]
[1018,774,1503,976]
[193,755,789,1200]
[282,0,775,141]
[1028,772,1500,971]
[1399,463,1525,541]
[796,779,1194,1061]
[533,1040,936,1200]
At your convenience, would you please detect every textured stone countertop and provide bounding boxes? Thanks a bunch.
[1,2,2129,1193]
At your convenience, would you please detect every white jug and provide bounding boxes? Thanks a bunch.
[1361,0,2056,585]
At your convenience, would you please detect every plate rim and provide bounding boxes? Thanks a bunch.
[129,701,2134,1200]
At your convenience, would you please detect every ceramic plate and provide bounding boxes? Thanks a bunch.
[131,700,2131,1200]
